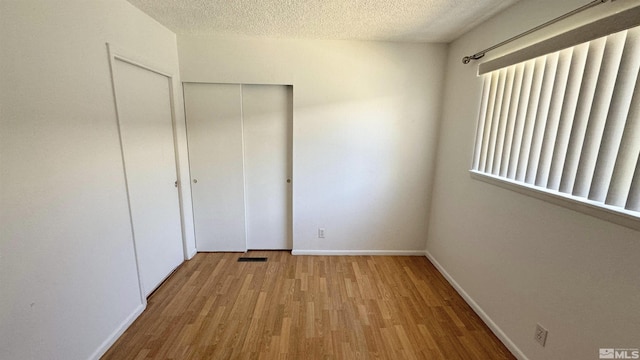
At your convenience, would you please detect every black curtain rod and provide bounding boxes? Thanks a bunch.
[462,0,611,64]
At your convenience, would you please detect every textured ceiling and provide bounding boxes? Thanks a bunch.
[127,0,521,43]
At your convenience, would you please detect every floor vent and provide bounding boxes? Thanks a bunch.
[237,257,268,262]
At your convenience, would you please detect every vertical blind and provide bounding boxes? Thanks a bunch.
[472,25,640,215]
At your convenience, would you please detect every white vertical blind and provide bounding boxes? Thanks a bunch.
[499,63,525,177]
[595,27,640,203]
[492,67,516,175]
[472,25,640,218]
[559,37,606,194]
[516,57,546,182]
[526,52,559,184]
[573,31,627,198]
[547,43,589,191]
[486,69,508,173]
[507,60,535,179]
[535,49,572,188]
[606,55,640,207]
[472,78,492,170]
[479,72,499,172]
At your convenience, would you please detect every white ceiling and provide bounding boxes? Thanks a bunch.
[127,0,521,43]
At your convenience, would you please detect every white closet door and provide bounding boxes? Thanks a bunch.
[242,85,292,250]
[113,59,184,297]
[183,83,247,252]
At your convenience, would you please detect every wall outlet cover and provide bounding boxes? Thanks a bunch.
[535,324,548,347]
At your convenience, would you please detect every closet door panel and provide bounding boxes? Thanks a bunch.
[184,83,246,252]
[242,85,292,250]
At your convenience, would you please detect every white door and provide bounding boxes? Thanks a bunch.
[113,59,184,297]
[183,83,247,252]
[242,85,292,250]
[183,83,292,252]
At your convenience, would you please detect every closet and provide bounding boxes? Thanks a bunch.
[183,83,292,251]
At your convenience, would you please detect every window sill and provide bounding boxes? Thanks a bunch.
[469,170,640,232]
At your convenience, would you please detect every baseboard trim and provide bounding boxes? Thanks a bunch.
[292,250,426,256]
[425,250,528,360]
[88,303,145,360]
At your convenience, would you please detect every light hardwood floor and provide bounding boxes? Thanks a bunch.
[102,251,515,359]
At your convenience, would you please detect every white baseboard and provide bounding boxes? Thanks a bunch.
[292,250,426,256]
[88,303,145,360]
[425,250,528,360]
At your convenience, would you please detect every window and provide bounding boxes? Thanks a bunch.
[471,24,640,228]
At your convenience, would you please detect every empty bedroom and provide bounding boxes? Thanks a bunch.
[1,0,639,359]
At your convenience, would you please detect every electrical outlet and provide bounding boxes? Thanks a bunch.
[318,228,325,238]
[534,324,548,347]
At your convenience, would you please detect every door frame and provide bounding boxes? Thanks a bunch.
[106,43,188,303]
[182,82,294,252]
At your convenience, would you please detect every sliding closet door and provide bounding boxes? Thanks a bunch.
[242,85,292,250]
[183,83,247,252]
[113,59,184,297]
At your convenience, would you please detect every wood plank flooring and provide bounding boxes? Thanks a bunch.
[102,252,515,359]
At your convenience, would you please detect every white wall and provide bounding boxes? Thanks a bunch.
[178,36,447,254]
[428,0,640,359]
[0,1,194,359]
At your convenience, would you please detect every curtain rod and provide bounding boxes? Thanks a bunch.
[462,0,611,64]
